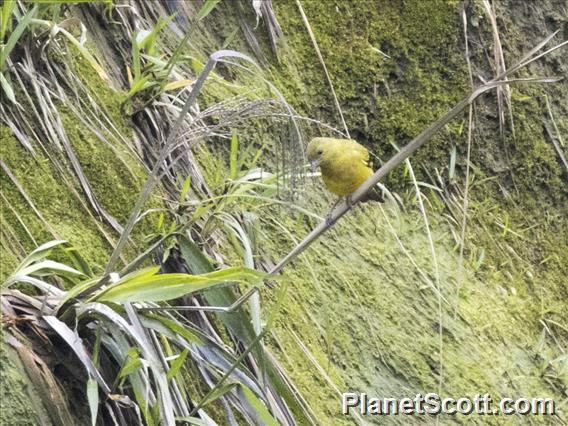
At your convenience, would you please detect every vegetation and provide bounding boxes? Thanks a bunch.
[1,1,566,425]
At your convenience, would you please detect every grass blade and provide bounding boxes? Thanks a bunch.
[87,378,99,426]
[166,348,189,381]
[0,0,15,41]
[43,316,111,393]
[0,5,36,70]
[196,0,222,21]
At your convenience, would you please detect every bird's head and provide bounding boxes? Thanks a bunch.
[306,137,329,170]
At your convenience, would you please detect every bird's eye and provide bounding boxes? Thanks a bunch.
[317,149,323,155]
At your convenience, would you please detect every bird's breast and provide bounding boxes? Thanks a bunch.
[320,158,373,196]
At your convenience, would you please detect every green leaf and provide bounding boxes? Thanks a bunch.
[156,212,165,232]
[64,246,94,277]
[178,235,214,274]
[57,27,108,81]
[196,0,222,21]
[0,72,16,104]
[118,348,143,379]
[179,176,191,203]
[166,348,189,381]
[174,416,211,426]
[18,260,85,278]
[135,29,152,50]
[25,17,108,81]
[0,0,15,42]
[57,277,99,311]
[241,384,279,426]
[143,314,204,345]
[0,5,36,71]
[176,239,314,424]
[136,16,171,56]
[200,382,238,407]
[17,240,68,271]
[95,266,264,303]
[87,378,99,426]
[127,74,151,97]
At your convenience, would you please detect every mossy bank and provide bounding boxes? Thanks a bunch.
[1,0,566,424]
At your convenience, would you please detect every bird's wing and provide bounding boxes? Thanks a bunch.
[346,140,371,166]
[327,138,373,169]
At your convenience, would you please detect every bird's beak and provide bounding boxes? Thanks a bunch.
[310,159,321,172]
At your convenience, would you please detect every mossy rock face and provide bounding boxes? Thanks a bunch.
[0,53,154,280]
[271,0,467,180]
[208,0,566,423]
[1,127,120,278]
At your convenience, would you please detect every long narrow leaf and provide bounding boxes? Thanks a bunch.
[229,131,238,179]
[240,384,279,426]
[17,240,68,271]
[18,259,84,278]
[0,5,37,70]
[0,72,16,104]
[166,348,189,381]
[196,0,222,21]
[43,316,111,393]
[3,275,64,296]
[87,378,99,426]
[95,267,264,303]
[0,0,15,41]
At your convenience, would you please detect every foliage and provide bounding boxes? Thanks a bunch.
[2,235,282,424]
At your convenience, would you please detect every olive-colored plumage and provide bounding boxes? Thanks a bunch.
[307,137,374,197]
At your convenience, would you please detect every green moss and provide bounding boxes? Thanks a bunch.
[2,1,566,424]
[254,194,565,423]
[271,0,467,180]
[0,49,155,278]
[0,128,113,277]
[187,2,568,414]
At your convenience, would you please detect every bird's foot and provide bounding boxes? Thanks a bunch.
[325,213,336,227]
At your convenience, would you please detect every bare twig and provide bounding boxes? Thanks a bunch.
[544,94,564,147]
[455,7,475,316]
[544,123,568,172]
[266,28,567,278]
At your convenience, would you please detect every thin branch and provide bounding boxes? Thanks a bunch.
[134,66,565,315]
[455,7,475,316]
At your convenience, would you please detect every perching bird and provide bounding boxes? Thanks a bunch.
[307,137,382,205]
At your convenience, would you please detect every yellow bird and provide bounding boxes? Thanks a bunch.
[307,137,377,202]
